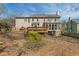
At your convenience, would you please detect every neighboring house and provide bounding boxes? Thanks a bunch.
[15,14,61,36]
[67,19,79,33]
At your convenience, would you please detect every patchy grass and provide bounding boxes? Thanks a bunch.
[22,35,79,56]
[0,32,79,56]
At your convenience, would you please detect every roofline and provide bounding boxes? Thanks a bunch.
[16,16,60,19]
[71,19,79,24]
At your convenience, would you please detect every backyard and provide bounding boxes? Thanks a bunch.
[0,32,79,56]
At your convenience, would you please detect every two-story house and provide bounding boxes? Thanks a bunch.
[67,18,79,33]
[15,14,61,36]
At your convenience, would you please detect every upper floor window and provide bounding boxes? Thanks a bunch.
[28,18,30,23]
[54,24,57,30]
[32,18,34,21]
[25,18,27,22]
[44,18,45,22]
[32,24,33,27]
[48,19,49,21]
[37,24,39,27]
[48,18,51,22]
[37,19,38,21]
[49,24,51,30]
[55,18,56,21]
[52,24,54,30]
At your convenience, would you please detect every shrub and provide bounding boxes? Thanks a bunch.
[0,20,12,33]
[27,32,42,43]
[24,32,42,49]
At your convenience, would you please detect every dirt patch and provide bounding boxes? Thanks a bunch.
[0,33,79,56]
[21,35,79,56]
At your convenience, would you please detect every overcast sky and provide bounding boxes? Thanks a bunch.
[0,3,79,21]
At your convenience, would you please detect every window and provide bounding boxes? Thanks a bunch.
[48,18,51,22]
[44,18,45,22]
[43,23,45,27]
[49,24,51,30]
[52,24,54,30]
[38,24,39,27]
[48,19,49,21]
[37,19,38,21]
[28,18,30,23]
[25,18,27,22]
[32,18,34,21]
[54,24,57,30]
[55,19,56,21]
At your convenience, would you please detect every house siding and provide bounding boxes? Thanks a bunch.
[71,21,77,33]
[67,20,77,33]
[67,20,71,32]
[16,17,60,29]
[77,24,79,33]
[15,15,61,36]
[16,18,31,30]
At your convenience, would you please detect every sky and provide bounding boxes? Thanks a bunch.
[0,3,79,21]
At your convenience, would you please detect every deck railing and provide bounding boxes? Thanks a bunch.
[27,27,48,33]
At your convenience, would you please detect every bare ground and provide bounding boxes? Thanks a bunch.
[0,33,79,56]
[22,35,79,56]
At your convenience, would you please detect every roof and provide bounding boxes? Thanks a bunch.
[71,19,79,24]
[16,14,60,19]
[31,14,60,18]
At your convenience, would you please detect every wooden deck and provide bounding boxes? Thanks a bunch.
[27,27,48,33]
